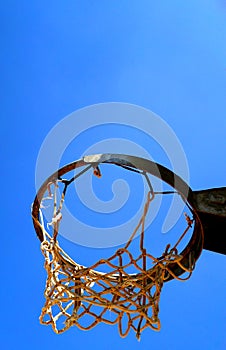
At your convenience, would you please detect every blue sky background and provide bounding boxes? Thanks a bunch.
[1,1,226,349]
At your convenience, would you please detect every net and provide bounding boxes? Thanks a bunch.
[34,168,195,340]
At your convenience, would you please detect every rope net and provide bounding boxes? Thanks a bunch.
[36,167,195,340]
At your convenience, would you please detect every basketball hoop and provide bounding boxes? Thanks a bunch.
[32,154,204,339]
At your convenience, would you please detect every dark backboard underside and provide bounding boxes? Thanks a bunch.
[193,187,226,255]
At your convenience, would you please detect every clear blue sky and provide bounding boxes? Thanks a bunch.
[1,1,226,349]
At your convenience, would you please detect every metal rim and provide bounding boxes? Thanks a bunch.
[32,153,204,281]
